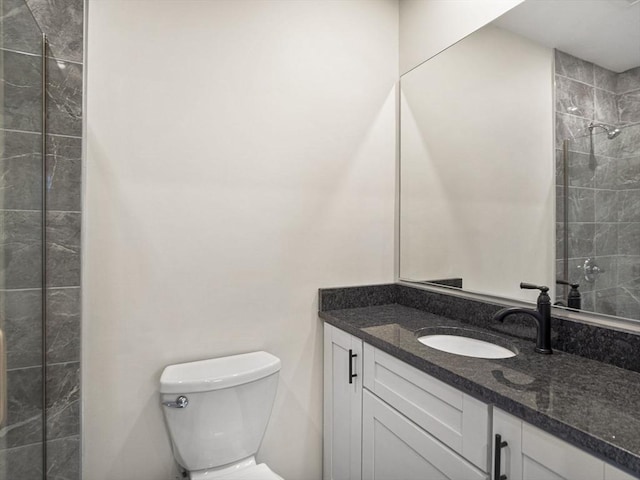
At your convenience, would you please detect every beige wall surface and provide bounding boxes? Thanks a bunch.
[399,0,524,75]
[83,1,398,478]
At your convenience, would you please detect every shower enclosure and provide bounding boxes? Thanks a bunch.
[0,0,47,476]
[556,50,640,321]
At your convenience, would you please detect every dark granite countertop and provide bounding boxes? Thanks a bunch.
[319,303,640,478]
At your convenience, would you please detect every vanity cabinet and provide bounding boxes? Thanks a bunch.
[323,324,363,480]
[492,409,636,480]
[324,324,488,480]
[324,324,637,480]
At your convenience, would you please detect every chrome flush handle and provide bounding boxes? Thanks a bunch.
[163,395,189,408]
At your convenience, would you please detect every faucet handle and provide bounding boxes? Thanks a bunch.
[520,282,549,293]
[556,279,579,289]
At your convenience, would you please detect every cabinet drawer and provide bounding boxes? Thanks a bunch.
[362,390,487,480]
[363,344,490,471]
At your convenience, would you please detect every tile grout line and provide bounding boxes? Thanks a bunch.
[0,46,83,66]
[0,127,82,140]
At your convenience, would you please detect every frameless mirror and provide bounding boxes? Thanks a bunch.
[399,0,640,322]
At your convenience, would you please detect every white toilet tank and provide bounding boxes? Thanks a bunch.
[160,351,281,472]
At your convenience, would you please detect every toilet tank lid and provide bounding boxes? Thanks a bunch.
[160,351,281,394]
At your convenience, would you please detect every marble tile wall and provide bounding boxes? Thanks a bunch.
[0,0,83,478]
[556,50,640,321]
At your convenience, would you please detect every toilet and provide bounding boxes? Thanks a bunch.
[160,351,284,480]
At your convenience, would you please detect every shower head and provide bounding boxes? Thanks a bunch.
[588,122,621,140]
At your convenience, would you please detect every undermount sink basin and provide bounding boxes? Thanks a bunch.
[417,328,516,359]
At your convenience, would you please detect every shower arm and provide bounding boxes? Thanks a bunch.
[588,121,621,139]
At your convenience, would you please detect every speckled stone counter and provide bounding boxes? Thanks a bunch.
[318,284,640,478]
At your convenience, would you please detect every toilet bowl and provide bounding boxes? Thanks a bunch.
[160,352,283,480]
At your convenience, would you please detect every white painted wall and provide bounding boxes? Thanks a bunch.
[399,0,524,75]
[83,1,398,479]
[399,25,554,302]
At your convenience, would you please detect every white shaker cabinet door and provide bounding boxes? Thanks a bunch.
[493,408,605,480]
[323,323,363,480]
[362,390,487,480]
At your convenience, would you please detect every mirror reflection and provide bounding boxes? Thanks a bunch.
[399,0,640,322]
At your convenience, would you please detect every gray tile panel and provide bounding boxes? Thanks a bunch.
[618,190,640,222]
[614,156,640,190]
[0,442,43,478]
[46,288,80,364]
[1,50,42,133]
[555,149,595,188]
[555,50,594,85]
[595,287,619,316]
[593,156,618,189]
[0,129,42,210]
[617,67,640,95]
[46,435,80,480]
[0,289,42,369]
[0,366,42,449]
[580,291,595,312]
[556,113,591,153]
[594,223,618,256]
[555,185,564,223]
[615,287,640,320]
[567,222,595,258]
[618,91,640,125]
[25,0,83,63]
[46,212,81,288]
[566,187,595,222]
[594,189,618,223]
[0,210,42,289]
[618,223,640,255]
[594,88,618,125]
[592,255,618,290]
[617,255,640,288]
[46,135,82,212]
[593,64,617,93]
[46,362,80,440]
[555,222,564,259]
[0,0,43,55]
[46,59,82,137]
[555,76,594,118]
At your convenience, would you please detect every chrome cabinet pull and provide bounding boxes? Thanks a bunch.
[163,395,189,408]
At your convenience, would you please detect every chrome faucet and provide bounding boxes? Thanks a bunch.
[493,283,552,354]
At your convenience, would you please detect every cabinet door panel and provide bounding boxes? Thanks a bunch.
[493,408,524,480]
[604,464,638,480]
[523,457,566,480]
[362,390,487,480]
[363,344,489,471]
[324,324,362,480]
[494,408,607,480]
[522,422,602,480]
